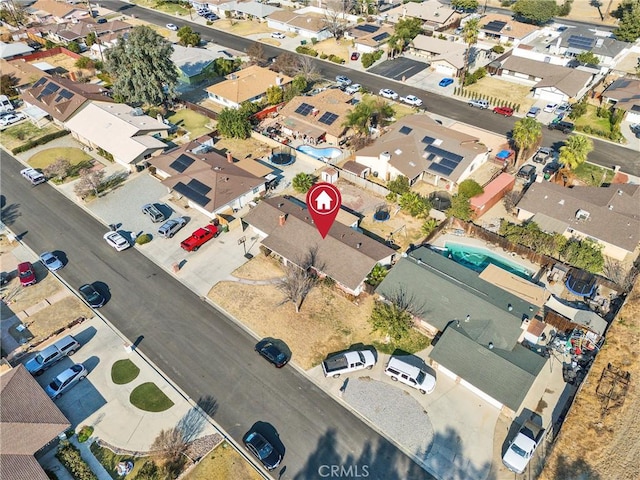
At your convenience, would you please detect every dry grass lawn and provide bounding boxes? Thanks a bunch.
[360,208,425,252]
[185,442,262,480]
[231,255,284,280]
[314,38,350,60]
[1,273,63,314]
[22,296,92,341]
[212,19,272,36]
[484,0,623,24]
[214,136,273,161]
[540,278,640,480]
[465,77,535,113]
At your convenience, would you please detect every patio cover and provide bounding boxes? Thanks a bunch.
[22,105,49,125]
[544,295,607,336]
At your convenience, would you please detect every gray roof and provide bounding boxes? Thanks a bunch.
[243,196,396,291]
[604,78,640,112]
[376,246,539,349]
[171,45,225,78]
[517,182,640,252]
[222,0,280,18]
[559,26,628,58]
[0,42,34,59]
[429,326,546,411]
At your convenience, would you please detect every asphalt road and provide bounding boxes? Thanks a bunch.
[2,155,432,479]
[100,1,639,176]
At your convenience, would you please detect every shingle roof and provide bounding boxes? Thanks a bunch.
[222,0,280,18]
[0,42,34,59]
[429,326,546,411]
[172,45,224,78]
[376,246,539,349]
[558,26,628,58]
[479,13,538,40]
[267,10,328,32]
[385,0,456,25]
[205,65,292,104]
[411,35,466,69]
[603,78,640,113]
[517,182,640,252]
[0,59,49,88]
[243,196,396,291]
[278,89,352,139]
[501,56,593,97]
[31,0,85,19]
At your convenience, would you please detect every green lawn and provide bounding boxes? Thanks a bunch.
[373,329,432,355]
[0,123,60,151]
[572,162,615,186]
[574,105,617,137]
[167,109,213,139]
[130,382,174,412]
[28,147,92,169]
[90,442,150,480]
[111,359,140,385]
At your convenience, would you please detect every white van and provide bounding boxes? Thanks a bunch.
[384,357,436,394]
[0,95,14,113]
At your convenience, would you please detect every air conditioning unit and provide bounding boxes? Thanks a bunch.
[575,209,590,220]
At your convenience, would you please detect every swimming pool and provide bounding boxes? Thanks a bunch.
[296,145,342,161]
[438,243,533,279]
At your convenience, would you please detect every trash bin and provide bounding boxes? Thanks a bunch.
[221,225,229,233]
[300,40,307,45]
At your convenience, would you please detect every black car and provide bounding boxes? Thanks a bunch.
[243,431,282,471]
[79,284,105,308]
[548,120,575,134]
[255,340,289,368]
[517,164,537,182]
[543,161,563,176]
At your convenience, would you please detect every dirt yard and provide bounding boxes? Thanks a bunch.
[313,38,351,60]
[214,136,273,161]
[483,0,623,24]
[184,442,262,480]
[540,277,640,480]
[1,272,63,315]
[465,77,535,112]
[212,19,272,36]
[22,297,92,340]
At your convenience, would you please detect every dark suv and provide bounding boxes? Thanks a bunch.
[548,120,575,134]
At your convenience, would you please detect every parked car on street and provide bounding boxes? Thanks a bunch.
[400,95,423,107]
[255,340,289,368]
[180,225,219,251]
[18,261,36,286]
[439,78,454,87]
[157,217,187,238]
[20,167,46,185]
[243,430,282,471]
[548,120,575,134]
[335,75,352,86]
[103,231,131,251]
[142,203,166,223]
[379,88,398,100]
[24,335,81,375]
[79,283,106,308]
[45,363,88,399]
[533,147,553,164]
[40,251,64,272]
[345,84,361,95]
[493,106,514,116]
[526,106,540,118]
[468,99,489,109]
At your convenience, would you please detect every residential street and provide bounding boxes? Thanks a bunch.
[1,154,433,479]
[100,0,640,176]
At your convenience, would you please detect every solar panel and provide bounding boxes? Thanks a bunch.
[440,158,459,169]
[372,32,390,42]
[428,163,454,176]
[173,182,210,207]
[295,102,314,116]
[567,35,594,49]
[33,77,47,88]
[484,20,506,32]
[318,112,338,126]
[355,24,379,33]
[188,178,211,195]
[59,89,74,99]
[39,83,60,100]
[399,126,412,135]
[425,145,463,165]
[421,136,435,145]
[169,154,195,173]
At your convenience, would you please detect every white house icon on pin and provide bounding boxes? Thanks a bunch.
[315,190,333,210]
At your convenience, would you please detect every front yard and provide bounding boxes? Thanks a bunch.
[184,442,262,480]
[0,122,61,151]
[212,19,272,36]
[28,147,92,170]
[573,104,622,142]
[571,162,615,186]
[463,77,535,112]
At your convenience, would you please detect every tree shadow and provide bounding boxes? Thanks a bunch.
[177,395,219,443]
[0,202,21,226]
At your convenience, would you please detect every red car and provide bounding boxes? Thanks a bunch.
[493,106,514,117]
[18,261,37,287]
[180,225,219,252]
[350,52,360,61]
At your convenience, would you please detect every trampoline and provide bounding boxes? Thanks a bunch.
[430,191,451,211]
[373,204,390,222]
[566,269,596,297]
[270,152,295,166]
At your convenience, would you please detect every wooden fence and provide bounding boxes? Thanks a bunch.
[183,100,218,120]
[337,169,390,197]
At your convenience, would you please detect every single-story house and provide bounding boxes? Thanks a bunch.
[218,0,281,20]
[44,19,131,44]
[0,364,71,480]
[478,13,539,47]
[65,101,169,170]
[148,141,269,219]
[497,55,593,103]
[21,76,113,126]
[355,114,489,191]
[516,182,640,261]
[409,35,466,77]
[243,196,397,296]
[276,89,353,145]
[376,246,546,414]
[344,23,395,54]
[550,26,630,67]
[0,59,49,92]
[206,65,292,109]
[30,0,89,23]
[383,0,458,32]
[0,41,34,60]
[171,45,226,84]
[266,10,331,40]
[603,78,640,123]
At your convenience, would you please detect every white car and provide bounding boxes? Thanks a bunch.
[379,88,398,100]
[103,231,131,251]
[544,103,558,113]
[166,23,178,31]
[271,32,286,39]
[401,95,422,106]
[345,84,361,95]
[40,251,64,272]
[335,75,352,86]
[0,112,26,126]
[20,167,46,185]
[555,103,571,116]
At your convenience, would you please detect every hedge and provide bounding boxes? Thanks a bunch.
[11,129,71,154]
[56,442,97,480]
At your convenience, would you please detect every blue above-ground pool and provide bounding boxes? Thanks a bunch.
[296,145,342,161]
[438,243,533,279]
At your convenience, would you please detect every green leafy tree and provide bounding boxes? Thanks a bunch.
[177,26,201,47]
[387,175,410,195]
[343,97,395,137]
[292,75,307,93]
[66,41,81,53]
[75,56,95,69]
[369,300,414,341]
[366,264,388,287]
[457,179,483,199]
[394,17,423,42]
[45,39,56,49]
[451,0,478,10]
[512,0,557,24]
[105,26,178,106]
[559,134,593,170]
[85,32,97,47]
[0,74,18,96]
[561,239,604,273]
[292,172,315,193]
[265,85,284,105]
[568,98,587,120]
[399,192,432,217]
[512,117,542,164]
[446,194,473,221]
[213,57,239,76]
[576,51,599,65]
[421,218,439,236]
[217,107,251,139]
[461,18,480,86]
[613,0,640,42]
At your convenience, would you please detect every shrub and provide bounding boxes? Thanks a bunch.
[311,37,317,44]
[361,53,375,68]
[56,442,97,480]
[77,426,94,443]
[319,52,328,59]
[328,54,345,64]
[11,130,70,154]
[136,234,151,245]
[295,45,318,57]
[491,44,505,54]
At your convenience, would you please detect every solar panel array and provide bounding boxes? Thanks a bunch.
[372,32,390,42]
[173,180,210,207]
[355,24,379,33]
[55,89,74,103]
[318,112,338,126]
[399,126,413,135]
[169,154,195,173]
[188,179,211,196]
[567,35,594,49]
[425,145,464,177]
[484,20,506,32]
[421,135,436,145]
[295,102,314,116]
[32,77,47,89]
[37,82,60,100]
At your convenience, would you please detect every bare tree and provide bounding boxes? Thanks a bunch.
[323,0,348,39]
[150,427,187,464]
[295,55,320,82]
[43,158,71,182]
[246,41,266,66]
[277,248,324,313]
[603,258,637,291]
[272,52,301,77]
[74,168,104,199]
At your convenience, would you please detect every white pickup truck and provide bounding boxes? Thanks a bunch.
[502,418,546,474]
[321,350,376,378]
[399,95,423,107]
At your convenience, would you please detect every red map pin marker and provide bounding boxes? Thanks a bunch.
[306,182,342,239]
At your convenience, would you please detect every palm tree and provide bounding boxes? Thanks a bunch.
[343,97,395,138]
[512,117,542,165]
[559,134,594,170]
[461,18,480,86]
[387,35,405,59]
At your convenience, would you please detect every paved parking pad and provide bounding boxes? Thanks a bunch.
[369,58,429,82]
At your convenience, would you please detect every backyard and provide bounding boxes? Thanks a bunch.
[167,109,213,139]
[213,136,273,160]
[0,122,61,151]
[463,77,535,113]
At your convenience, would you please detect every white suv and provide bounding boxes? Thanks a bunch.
[468,99,489,109]
[21,167,46,186]
[384,357,436,394]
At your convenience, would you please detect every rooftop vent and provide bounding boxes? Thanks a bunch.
[618,189,623,195]
[131,107,144,116]
[576,209,590,220]
[356,243,362,249]
[609,205,614,210]
[559,199,565,205]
